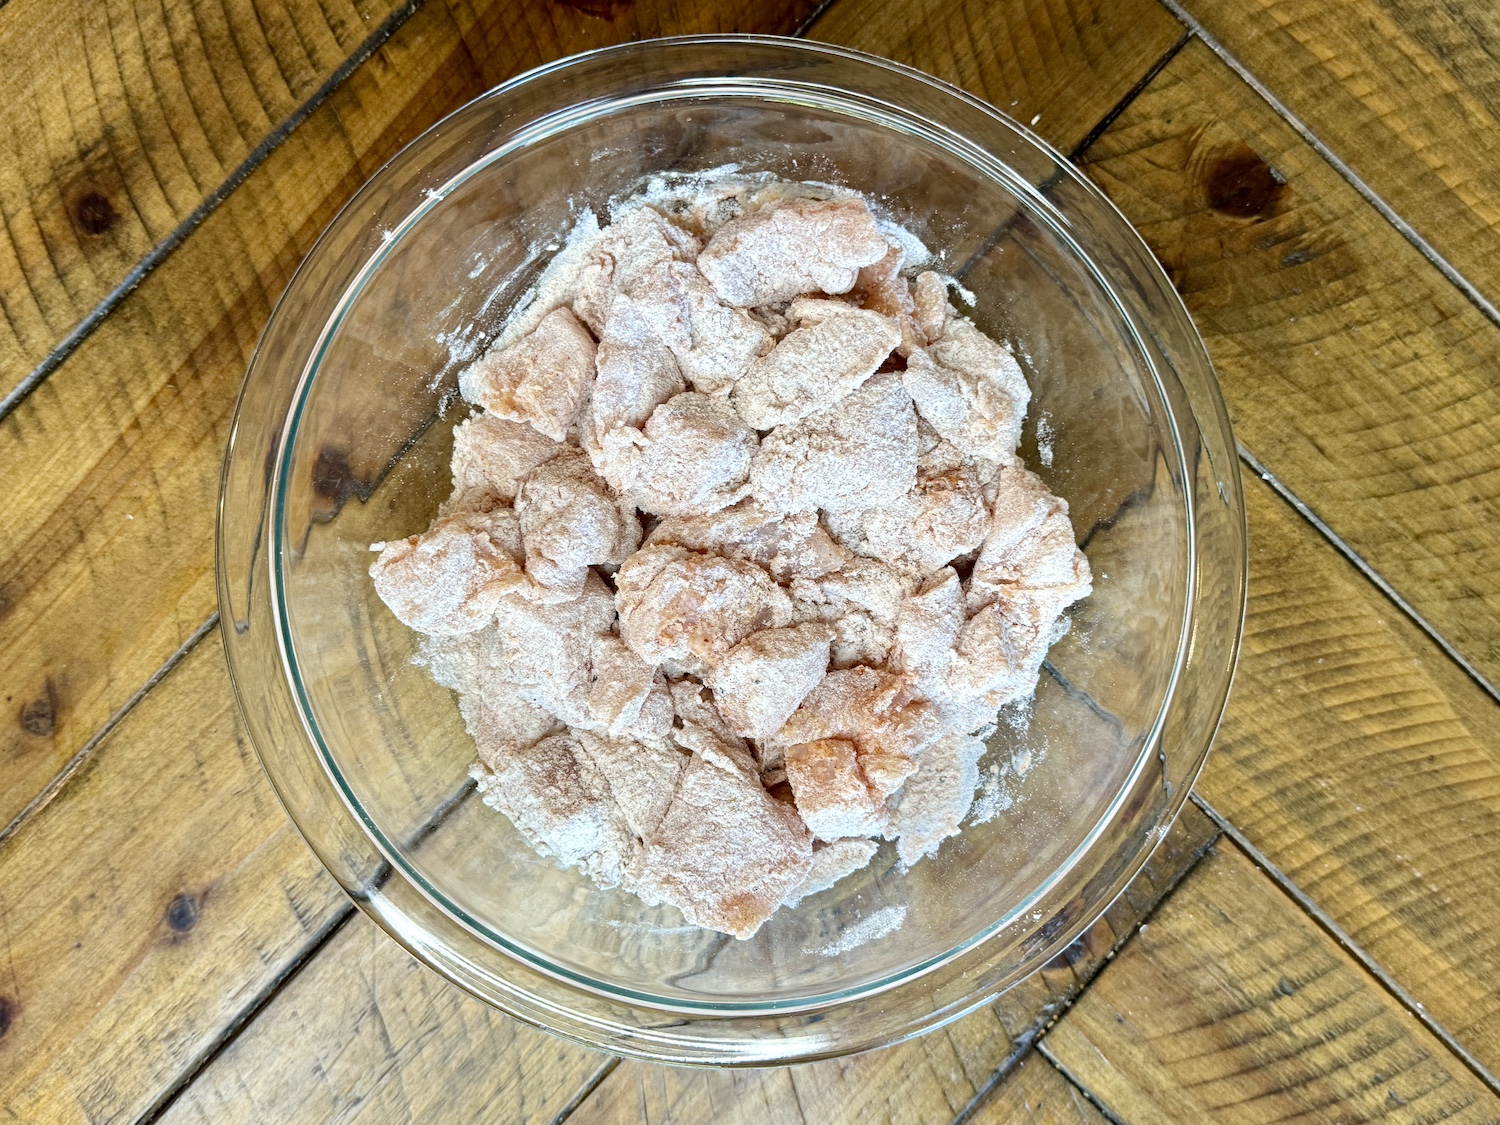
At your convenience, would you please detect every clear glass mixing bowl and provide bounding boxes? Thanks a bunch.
[217,35,1246,1064]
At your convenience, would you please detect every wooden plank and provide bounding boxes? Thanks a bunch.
[809,0,1185,155]
[0,634,349,1124]
[1042,842,1500,1123]
[1077,37,1500,691]
[1193,470,1500,1073]
[560,804,1217,1125]
[0,0,822,835]
[153,914,603,1125]
[0,609,592,1125]
[0,0,409,403]
[1175,0,1500,315]
[967,1052,1105,1125]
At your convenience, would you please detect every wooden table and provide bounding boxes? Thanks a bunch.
[4,0,1500,1119]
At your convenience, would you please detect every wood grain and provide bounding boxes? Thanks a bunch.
[0,0,1176,850]
[1077,37,1500,688]
[1194,469,1500,1074]
[0,634,348,1124]
[154,913,602,1125]
[561,804,1217,1125]
[1177,0,1500,314]
[968,1052,1105,1125]
[1042,842,1500,1123]
[809,0,1185,155]
[0,0,409,403]
[0,0,821,836]
[0,607,1213,1123]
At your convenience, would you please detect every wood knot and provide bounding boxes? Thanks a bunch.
[311,445,354,505]
[0,996,14,1039]
[166,893,200,933]
[74,191,119,235]
[1205,146,1284,219]
[551,0,629,17]
[19,694,53,737]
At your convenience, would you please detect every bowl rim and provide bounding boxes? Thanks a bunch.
[221,31,1248,1061]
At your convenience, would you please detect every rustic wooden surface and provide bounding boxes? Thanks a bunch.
[2,0,1498,1121]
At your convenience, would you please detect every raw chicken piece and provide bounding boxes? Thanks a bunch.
[420,628,565,755]
[780,838,880,907]
[893,569,964,694]
[789,557,909,671]
[790,557,910,627]
[850,242,915,321]
[614,545,793,670]
[490,570,617,727]
[827,611,896,670]
[668,680,752,757]
[458,306,595,441]
[632,740,813,938]
[573,206,700,342]
[776,666,944,800]
[749,373,919,514]
[709,623,833,740]
[674,264,773,394]
[599,391,756,516]
[572,729,687,840]
[587,305,687,450]
[784,737,888,840]
[472,731,636,887]
[463,688,564,772]
[698,198,891,306]
[585,633,662,738]
[841,463,990,574]
[515,450,625,596]
[905,316,1030,463]
[911,271,952,343]
[730,299,900,428]
[947,598,1052,708]
[890,733,986,865]
[900,349,968,447]
[444,413,561,514]
[369,509,527,636]
[968,466,1092,613]
[647,500,848,583]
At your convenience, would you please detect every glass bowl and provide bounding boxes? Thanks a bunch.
[216,35,1246,1065]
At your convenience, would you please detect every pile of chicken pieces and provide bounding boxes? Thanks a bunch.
[370,183,1091,939]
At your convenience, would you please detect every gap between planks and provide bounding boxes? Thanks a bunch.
[134,906,359,1125]
[1235,444,1500,710]
[0,612,221,849]
[1187,792,1500,1102]
[944,826,1220,1125]
[1033,1049,1128,1125]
